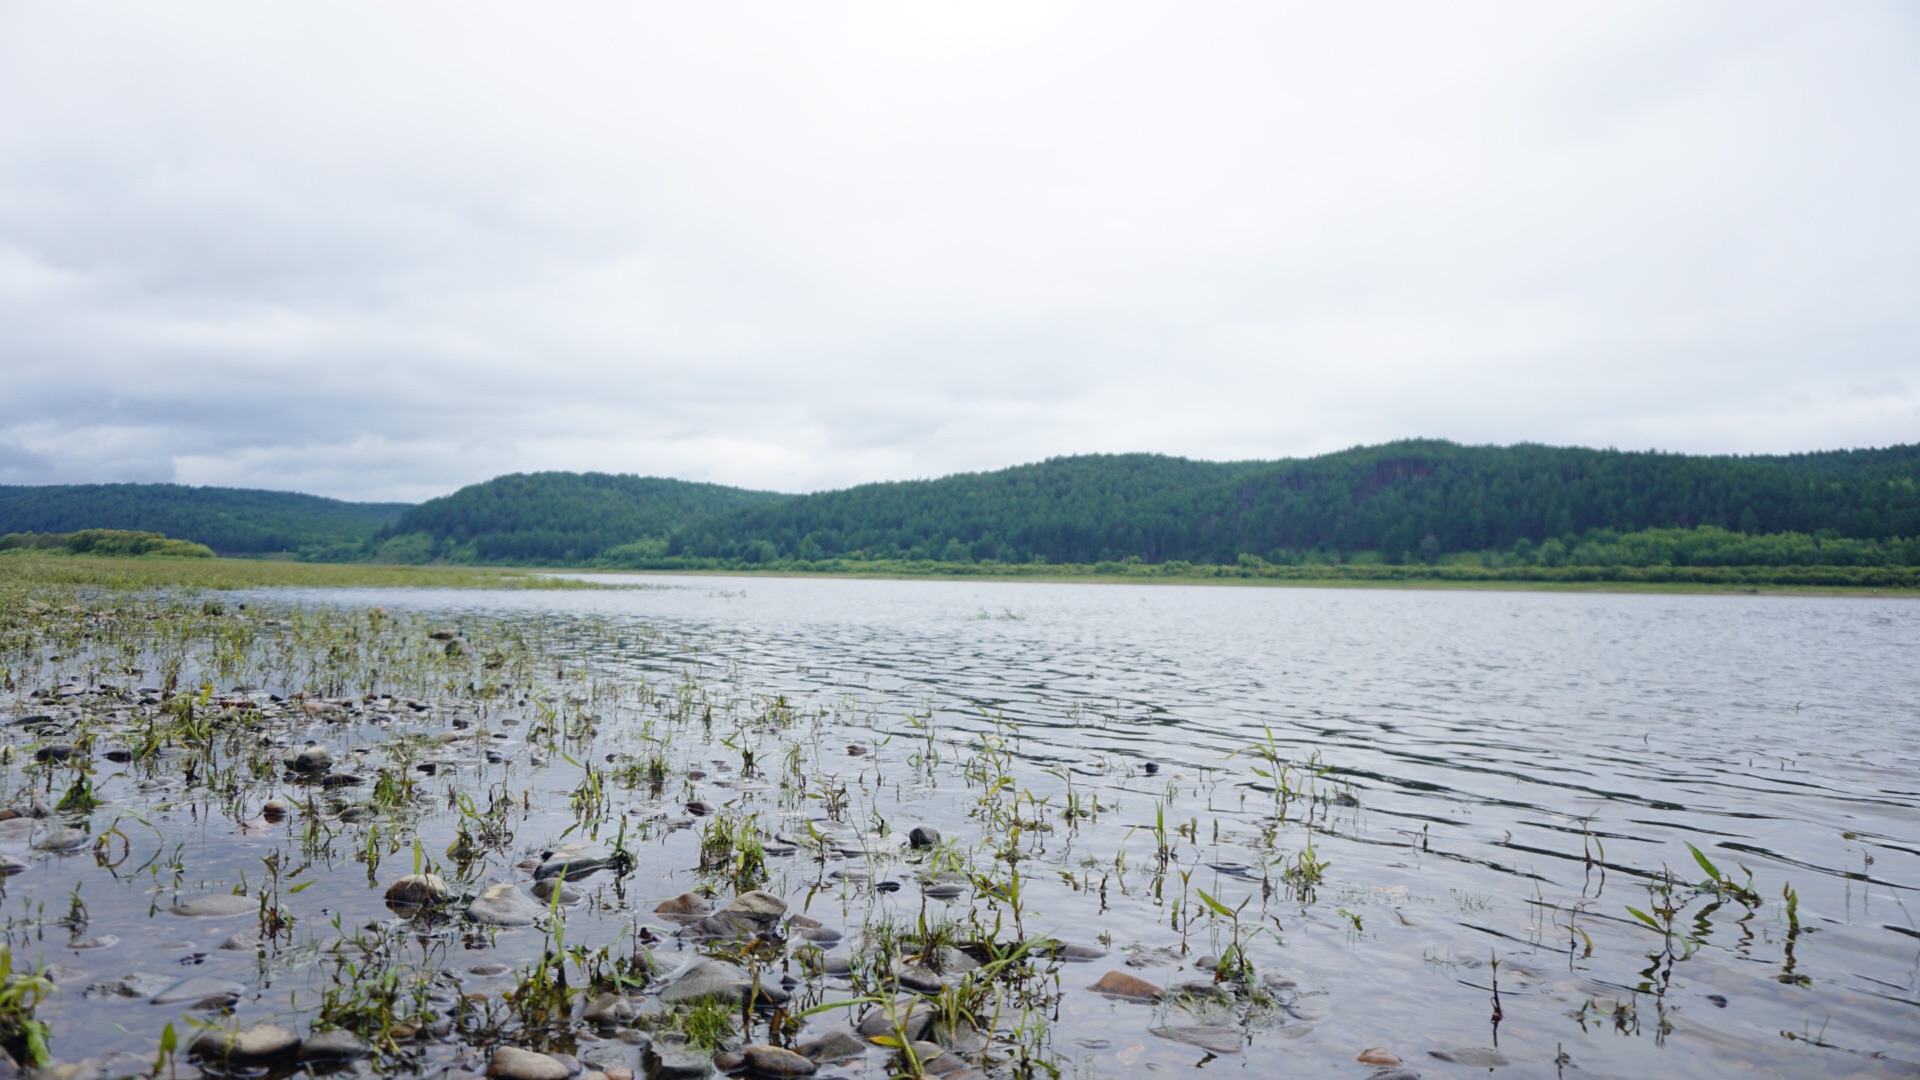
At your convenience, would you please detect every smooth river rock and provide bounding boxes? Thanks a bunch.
[385,873,450,906]
[298,1030,371,1062]
[742,1045,815,1077]
[468,883,549,926]
[1087,971,1163,1001]
[191,1024,299,1063]
[489,1046,571,1080]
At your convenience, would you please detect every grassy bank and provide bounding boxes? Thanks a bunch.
[0,551,595,591]
[568,556,1920,594]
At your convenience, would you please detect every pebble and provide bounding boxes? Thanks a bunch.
[908,825,941,849]
[532,877,582,904]
[488,1046,571,1080]
[170,893,258,918]
[1087,971,1163,1001]
[1366,1070,1423,1080]
[190,1023,299,1063]
[261,799,291,821]
[290,746,332,773]
[67,935,120,950]
[1358,1048,1402,1065]
[744,1044,816,1077]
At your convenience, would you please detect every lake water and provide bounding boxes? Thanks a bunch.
[6,575,1917,1080]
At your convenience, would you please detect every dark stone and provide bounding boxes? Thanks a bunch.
[908,826,941,849]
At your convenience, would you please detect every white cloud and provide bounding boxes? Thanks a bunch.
[0,1,1915,501]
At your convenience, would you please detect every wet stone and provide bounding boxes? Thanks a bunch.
[170,893,257,918]
[1359,1048,1402,1065]
[532,877,582,904]
[298,1030,371,1062]
[856,999,934,1042]
[1429,1047,1510,1067]
[1366,1071,1423,1080]
[1087,971,1163,1001]
[659,959,748,1005]
[0,856,27,875]
[1149,1025,1242,1055]
[191,1023,300,1063]
[289,746,332,773]
[68,935,120,950]
[32,827,91,853]
[742,1045,815,1077]
[85,972,177,1000]
[908,825,941,849]
[468,883,548,926]
[535,845,615,881]
[490,1046,571,1080]
[470,962,512,977]
[796,1031,866,1064]
[34,744,78,762]
[153,974,247,1007]
[1053,942,1107,961]
[385,873,451,905]
[645,1034,713,1079]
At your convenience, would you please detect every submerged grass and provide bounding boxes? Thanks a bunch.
[0,553,1886,1079]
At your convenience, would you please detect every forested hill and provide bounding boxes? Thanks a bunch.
[0,483,408,556]
[661,440,1920,565]
[376,472,786,563]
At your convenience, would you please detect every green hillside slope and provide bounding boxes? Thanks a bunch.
[665,440,1920,565]
[0,483,409,555]
[377,472,788,563]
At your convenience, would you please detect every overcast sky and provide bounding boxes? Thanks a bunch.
[1,3,1916,502]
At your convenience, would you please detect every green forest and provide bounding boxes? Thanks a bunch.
[0,483,406,556]
[3,441,1918,585]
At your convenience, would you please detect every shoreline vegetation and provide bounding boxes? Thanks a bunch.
[1,543,1912,596]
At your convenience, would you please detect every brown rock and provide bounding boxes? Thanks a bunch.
[1087,970,1163,1001]
[743,1044,816,1076]
[653,892,711,917]
[1358,1047,1401,1066]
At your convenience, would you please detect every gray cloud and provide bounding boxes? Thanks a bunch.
[1,2,1916,502]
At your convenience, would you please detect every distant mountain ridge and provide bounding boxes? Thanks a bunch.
[0,482,408,556]
[4,439,1917,566]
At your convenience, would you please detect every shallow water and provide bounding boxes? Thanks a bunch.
[7,576,1919,1079]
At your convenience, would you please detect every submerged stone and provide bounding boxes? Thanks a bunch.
[152,975,247,1007]
[1429,1047,1510,1067]
[468,883,548,926]
[535,844,615,881]
[653,892,711,918]
[169,893,257,918]
[1149,1025,1242,1054]
[908,825,941,849]
[385,873,451,906]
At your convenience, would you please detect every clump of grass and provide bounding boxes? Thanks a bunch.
[0,948,53,1068]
